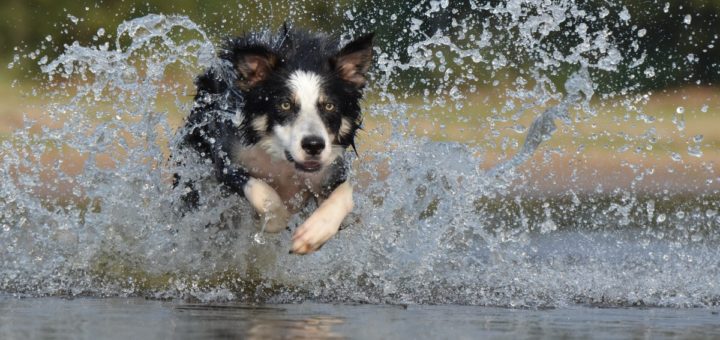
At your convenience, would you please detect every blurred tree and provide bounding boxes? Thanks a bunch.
[0,0,718,93]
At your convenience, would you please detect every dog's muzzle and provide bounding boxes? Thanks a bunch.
[285,150,322,173]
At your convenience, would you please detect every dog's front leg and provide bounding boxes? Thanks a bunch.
[243,178,290,233]
[291,181,353,254]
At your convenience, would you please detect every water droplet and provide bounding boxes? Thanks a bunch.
[409,18,423,32]
[673,107,685,131]
[637,29,647,37]
[644,67,655,78]
[683,14,692,25]
[599,7,610,18]
[253,232,266,245]
[657,214,667,223]
[539,219,557,234]
[492,54,507,68]
[619,7,631,21]
[688,146,703,158]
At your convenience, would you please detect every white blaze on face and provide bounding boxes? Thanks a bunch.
[274,70,333,164]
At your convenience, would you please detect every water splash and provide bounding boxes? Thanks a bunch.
[1,3,720,308]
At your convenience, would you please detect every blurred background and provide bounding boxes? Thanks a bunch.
[2,0,719,89]
[0,0,719,193]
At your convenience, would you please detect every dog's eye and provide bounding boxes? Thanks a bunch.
[280,102,292,111]
[324,103,335,111]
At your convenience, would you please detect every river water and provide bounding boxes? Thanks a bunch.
[2,297,719,339]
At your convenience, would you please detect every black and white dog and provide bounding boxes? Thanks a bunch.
[177,27,373,254]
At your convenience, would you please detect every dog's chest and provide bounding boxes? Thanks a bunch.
[232,145,326,210]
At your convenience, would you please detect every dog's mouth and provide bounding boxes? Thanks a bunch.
[285,151,322,173]
[295,161,322,172]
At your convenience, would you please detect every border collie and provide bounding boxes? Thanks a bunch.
[176,26,373,254]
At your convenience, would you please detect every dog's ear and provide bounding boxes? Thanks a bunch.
[332,33,374,88]
[233,47,280,91]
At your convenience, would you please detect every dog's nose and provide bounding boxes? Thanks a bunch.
[301,136,325,156]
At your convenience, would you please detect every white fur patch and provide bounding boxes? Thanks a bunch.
[251,115,268,133]
[289,70,323,109]
[339,118,352,137]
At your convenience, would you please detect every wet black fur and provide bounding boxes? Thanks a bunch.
[175,27,372,207]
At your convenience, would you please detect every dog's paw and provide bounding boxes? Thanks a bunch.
[290,211,340,255]
[243,178,289,233]
[291,181,354,255]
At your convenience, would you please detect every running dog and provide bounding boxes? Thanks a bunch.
[176,27,373,254]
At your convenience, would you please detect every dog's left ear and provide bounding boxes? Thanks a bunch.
[332,33,374,88]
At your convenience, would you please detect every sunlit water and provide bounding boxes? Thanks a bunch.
[1,2,719,311]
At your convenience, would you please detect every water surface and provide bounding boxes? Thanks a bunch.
[2,297,719,339]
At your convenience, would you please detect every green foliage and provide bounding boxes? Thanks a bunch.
[1,0,718,92]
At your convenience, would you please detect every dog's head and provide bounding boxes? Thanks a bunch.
[225,29,373,173]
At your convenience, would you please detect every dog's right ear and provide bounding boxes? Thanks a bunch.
[233,47,280,91]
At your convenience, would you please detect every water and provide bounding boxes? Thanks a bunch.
[1,0,720,314]
[2,297,719,339]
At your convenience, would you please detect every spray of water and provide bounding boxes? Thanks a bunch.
[1,3,719,307]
